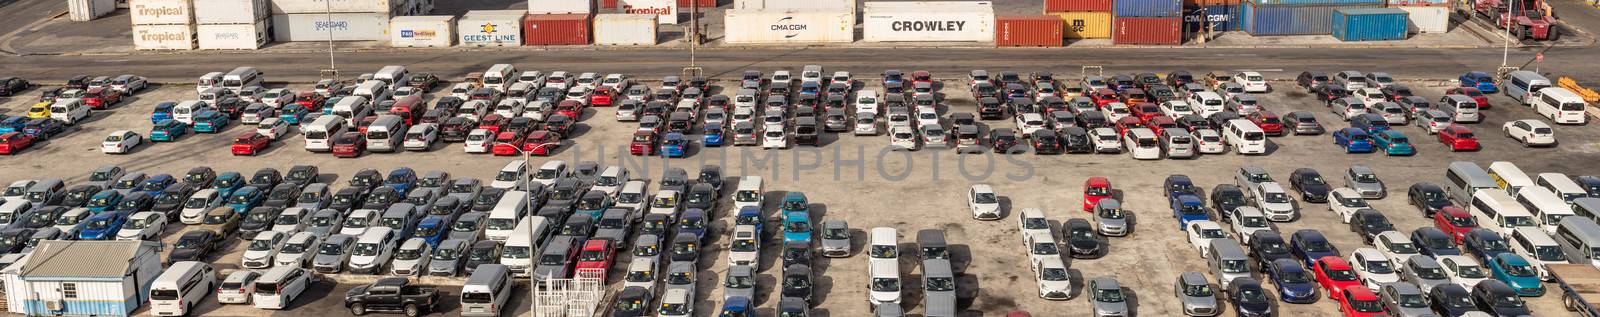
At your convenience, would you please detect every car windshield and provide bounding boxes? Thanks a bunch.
[974,192,997,204]
[1264,192,1288,203]
[1493,295,1525,308]
[871,278,900,292]
[1505,262,1536,277]
[247,239,276,251]
[228,194,253,204]
[1183,283,1213,296]
[318,242,345,255]
[651,196,676,208]
[1280,269,1313,283]
[1095,287,1126,302]
[871,245,897,258]
[1241,216,1267,228]
[725,274,754,288]
[281,241,309,254]
[174,236,207,249]
[1339,196,1368,208]
[202,213,230,224]
[1353,174,1378,182]
[925,277,956,291]
[469,246,498,261]
[1505,216,1536,227]
[343,214,369,228]
[1199,228,1226,239]
[1032,242,1059,255]
[122,217,150,229]
[84,216,115,230]
[1535,246,1567,261]
[1454,264,1487,278]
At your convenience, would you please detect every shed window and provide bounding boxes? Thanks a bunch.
[62,283,78,299]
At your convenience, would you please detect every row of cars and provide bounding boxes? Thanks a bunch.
[0,75,153,154]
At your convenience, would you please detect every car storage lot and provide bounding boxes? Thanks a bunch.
[0,75,1595,317]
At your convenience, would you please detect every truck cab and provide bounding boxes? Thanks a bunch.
[344,277,440,316]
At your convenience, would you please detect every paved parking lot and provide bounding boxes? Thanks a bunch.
[0,70,1595,317]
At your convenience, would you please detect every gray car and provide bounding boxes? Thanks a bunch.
[1089,277,1130,317]
[1283,111,1324,135]
[1093,199,1128,237]
[1400,255,1450,293]
[1174,271,1220,316]
[1344,165,1386,199]
[295,183,331,210]
[664,261,697,300]
[1379,282,1433,317]
[594,208,632,244]
[311,234,356,274]
[449,212,487,243]
[820,220,851,257]
[304,209,344,238]
[921,259,958,317]
[723,265,757,302]
[427,239,470,277]
[446,178,482,202]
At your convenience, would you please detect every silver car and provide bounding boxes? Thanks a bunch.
[921,259,958,317]
[448,212,487,243]
[1089,277,1130,317]
[1093,199,1128,237]
[1254,183,1298,222]
[820,220,851,257]
[1344,165,1386,199]
[1400,255,1450,294]
[311,234,356,274]
[1379,282,1434,317]
[727,225,760,266]
[427,239,470,277]
[273,231,320,268]
[303,208,343,238]
[663,261,697,300]
[595,209,632,243]
[1174,272,1220,316]
[389,238,431,276]
[722,265,757,301]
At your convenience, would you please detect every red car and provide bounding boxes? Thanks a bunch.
[1129,102,1163,122]
[490,131,526,156]
[1143,115,1177,137]
[82,87,123,109]
[1433,206,1478,243]
[1445,87,1491,109]
[331,132,366,158]
[911,70,933,86]
[388,95,427,125]
[1438,124,1480,151]
[230,132,271,156]
[1312,256,1363,299]
[1334,286,1386,317]
[630,131,656,156]
[355,116,380,133]
[1248,110,1284,136]
[1089,88,1119,107]
[589,86,617,107]
[1113,116,1143,136]
[1083,177,1112,212]
[478,114,509,134]
[556,100,583,119]
[574,239,616,280]
[1119,88,1149,104]
[294,92,326,111]
[0,132,35,155]
[524,130,562,156]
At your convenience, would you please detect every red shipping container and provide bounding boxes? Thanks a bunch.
[677,0,716,8]
[1045,0,1112,12]
[1113,16,1181,45]
[603,0,617,8]
[995,15,1063,47]
[524,13,594,45]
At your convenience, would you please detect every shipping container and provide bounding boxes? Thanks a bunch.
[524,13,594,45]
[1184,0,1241,7]
[1397,6,1448,33]
[530,0,594,14]
[459,11,527,46]
[1050,11,1111,39]
[618,0,678,24]
[1184,4,1239,32]
[734,0,850,10]
[270,0,405,14]
[678,0,716,8]
[1045,0,1112,12]
[194,0,268,24]
[197,20,271,49]
[995,15,1063,46]
[862,2,995,42]
[1240,2,1379,35]
[1114,0,1181,17]
[1386,0,1449,6]
[132,24,196,50]
[1247,0,1381,5]
[69,0,116,21]
[1331,8,1407,41]
[723,9,855,44]
[391,15,456,47]
[594,13,658,45]
[272,13,391,41]
[1113,16,1182,44]
[128,0,193,25]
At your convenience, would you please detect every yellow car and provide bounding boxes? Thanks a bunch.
[26,102,51,119]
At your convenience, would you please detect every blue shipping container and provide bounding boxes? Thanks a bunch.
[1247,0,1382,5]
[1331,8,1408,41]
[1116,0,1182,17]
[1241,2,1380,35]
[1185,5,1240,32]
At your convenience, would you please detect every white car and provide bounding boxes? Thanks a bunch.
[855,90,880,114]
[564,87,592,105]
[110,75,149,95]
[575,72,599,90]
[622,258,659,292]
[1089,128,1122,153]
[915,108,940,127]
[402,124,438,151]
[1373,231,1422,269]
[1032,257,1073,300]
[545,71,572,90]
[115,212,166,241]
[1329,188,1371,223]
[1233,72,1269,93]
[101,130,143,154]
[601,73,629,89]
[1194,129,1226,154]
[339,209,380,236]
[274,232,320,268]
[463,129,492,153]
[260,88,295,108]
[731,108,756,126]
[530,160,567,187]
[1105,103,1132,121]
[969,184,1001,220]
[240,231,288,269]
[762,128,787,150]
[389,238,431,276]
[658,288,694,317]
[854,112,879,136]
[1356,88,1387,106]
[1254,183,1298,222]
[1016,113,1047,135]
[1185,220,1228,257]
[1435,255,1490,288]
[1017,208,1053,239]
[649,190,682,218]
[889,126,918,151]
[1229,206,1272,244]
[449,83,474,99]
[1024,231,1062,267]
[1348,248,1400,289]
[1503,119,1555,146]
[270,208,312,236]
[256,118,289,140]
[726,225,760,267]
[392,87,420,100]
[921,124,948,149]
[179,189,220,224]
[1160,100,1195,117]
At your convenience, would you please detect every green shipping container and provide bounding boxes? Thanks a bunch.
[1331,8,1407,41]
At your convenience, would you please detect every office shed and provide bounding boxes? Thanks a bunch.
[2,241,164,317]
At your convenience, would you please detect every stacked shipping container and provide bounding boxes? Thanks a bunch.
[391,15,456,47]
[1389,0,1450,33]
[1046,0,1113,39]
[128,0,196,50]
[995,15,1064,46]
[1331,8,1408,41]
[594,14,659,45]
[1113,0,1183,44]
[195,0,271,49]
[1185,0,1241,32]
[1240,0,1381,35]
[527,0,594,45]
[862,2,995,42]
[459,10,527,47]
[272,0,434,41]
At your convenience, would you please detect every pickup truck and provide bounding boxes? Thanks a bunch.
[345,277,441,316]
[1551,263,1600,317]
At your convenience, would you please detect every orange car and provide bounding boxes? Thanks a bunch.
[490,131,525,156]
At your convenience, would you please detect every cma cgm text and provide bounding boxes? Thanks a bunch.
[891,21,965,31]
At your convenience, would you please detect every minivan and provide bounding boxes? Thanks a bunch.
[1209,238,1252,288]
[1503,70,1551,104]
[1224,119,1266,154]
[1536,173,1589,203]
[1517,186,1574,234]
[1487,161,1535,193]
[1470,189,1538,237]
[364,115,405,153]
[1438,95,1480,123]
[347,227,398,274]
[1509,227,1564,280]
[485,191,530,241]
[1532,87,1587,124]
[461,264,514,317]
[23,178,64,205]
[1556,217,1600,269]
[149,261,217,316]
[1446,161,1498,204]
[252,265,313,310]
[501,217,551,277]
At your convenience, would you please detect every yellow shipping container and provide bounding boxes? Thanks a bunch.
[1049,11,1111,39]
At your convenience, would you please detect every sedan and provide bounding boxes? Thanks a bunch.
[1502,119,1555,147]
[1265,259,1319,303]
[101,130,143,154]
[1436,255,1490,288]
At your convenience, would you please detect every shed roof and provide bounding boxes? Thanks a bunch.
[18,240,156,278]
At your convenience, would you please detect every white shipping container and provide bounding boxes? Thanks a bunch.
[197,20,271,49]
[529,0,593,14]
[734,0,853,11]
[270,0,403,14]
[128,0,193,25]
[617,0,677,24]
[272,13,391,41]
[132,24,196,50]
[594,13,657,45]
[1399,6,1449,33]
[69,0,117,21]
[391,15,456,47]
[862,2,993,42]
[194,0,269,24]
[724,9,854,44]
[458,11,525,47]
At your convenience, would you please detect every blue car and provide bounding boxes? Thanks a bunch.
[573,192,613,220]
[677,209,708,240]
[720,296,752,316]
[226,186,263,213]
[212,172,244,197]
[1289,229,1339,269]
[1372,130,1414,156]
[1331,128,1374,153]
[138,174,177,197]
[703,123,725,147]
[191,110,229,134]
[0,117,27,134]
[1463,228,1512,260]
[781,192,809,214]
[149,119,188,142]
[783,210,812,243]
[660,132,688,158]
[278,104,308,125]
[735,206,763,237]
[1411,227,1463,257]
[151,102,177,124]
[1459,71,1499,94]
[22,118,64,139]
[76,211,130,240]
[1170,195,1209,229]
[322,97,342,115]
[413,215,449,247]
[1265,258,1319,303]
[385,168,417,196]
[1351,114,1390,134]
[1486,253,1544,296]
[1163,175,1200,202]
[85,190,124,214]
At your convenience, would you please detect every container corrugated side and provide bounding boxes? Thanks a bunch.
[1246,0,1381,5]
[197,20,270,49]
[1184,4,1239,32]
[1241,2,1379,35]
[194,0,268,24]
[391,15,456,47]
[994,15,1063,47]
[594,13,658,45]
[459,11,526,46]
[1385,0,1449,7]
[1397,6,1447,33]
[1113,16,1181,44]
[1045,0,1111,12]
[1113,0,1180,17]
[132,24,196,50]
[619,0,679,24]
[1331,8,1407,41]
[678,0,716,8]
[530,0,594,14]
[271,0,400,14]
[272,13,391,41]
[862,2,995,42]
[723,9,855,44]
[523,13,593,45]
[69,0,117,21]
[1183,0,1241,7]
[734,0,850,10]
[1050,12,1111,39]
[128,0,193,25]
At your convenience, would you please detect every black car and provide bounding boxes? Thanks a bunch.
[408,73,440,90]
[183,166,217,189]
[64,75,90,90]
[1059,127,1091,154]
[1031,130,1062,155]
[1209,184,1248,223]
[1408,182,1451,216]
[114,192,154,212]
[685,184,718,212]
[348,169,384,193]
[977,97,1006,119]
[1206,111,1242,131]
[990,128,1021,153]
[1296,71,1330,92]
[285,165,320,188]
[1315,85,1350,103]
[0,77,31,96]
[697,165,723,192]
[1397,96,1432,119]
[1227,277,1273,317]
[1380,84,1413,101]
[1147,84,1177,102]
[1410,227,1462,257]
[1470,280,1530,316]
[168,230,220,264]
[17,206,66,230]
[1462,228,1512,260]
[463,240,503,274]
[782,240,813,269]
[1347,210,1393,244]
[361,187,401,210]
[59,185,102,207]
[610,286,653,317]
[239,206,283,240]
[1287,168,1331,203]
[0,228,35,254]
[150,183,193,217]
[328,187,368,213]
[1428,284,1476,316]
[1166,71,1195,87]
[1248,231,1293,271]
[782,264,814,303]
[1063,218,1101,258]
[669,232,700,263]
[263,183,300,208]
[1174,114,1211,132]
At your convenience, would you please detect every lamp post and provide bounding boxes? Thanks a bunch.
[508,141,559,204]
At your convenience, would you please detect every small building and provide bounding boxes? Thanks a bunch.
[1,240,163,316]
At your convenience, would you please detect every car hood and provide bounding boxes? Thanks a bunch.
[168,249,202,262]
[1098,218,1127,228]
[241,250,272,261]
[870,290,900,303]
[1070,239,1100,251]
[822,238,849,250]
[1301,183,1330,196]
[115,229,143,239]
[532,265,564,280]
[1041,279,1072,292]
[1094,301,1128,315]
[275,252,307,263]
[973,204,999,215]
[428,259,458,270]
[1352,182,1383,191]
[313,254,343,266]
[923,293,957,315]
[1278,282,1317,297]
[1182,294,1219,308]
[724,287,755,300]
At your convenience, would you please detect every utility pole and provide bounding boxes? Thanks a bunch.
[1503,0,1514,67]
[322,0,338,82]
[683,0,703,79]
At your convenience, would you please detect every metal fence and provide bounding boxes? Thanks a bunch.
[532,268,606,317]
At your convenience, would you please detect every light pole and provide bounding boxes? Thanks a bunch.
[322,0,338,82]
[508,141,560,205]
[1503,0,1514,67]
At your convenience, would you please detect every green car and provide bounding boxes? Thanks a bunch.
[192,110,229,134]
[1372,130,1414,156]
[1486,253,1543,296]
[149,119,188,142]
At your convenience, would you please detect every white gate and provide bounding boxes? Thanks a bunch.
[532,268,606,317]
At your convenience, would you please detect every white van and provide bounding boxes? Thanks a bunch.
[1532,87,1588,125]
[332,96,372,126]
[1224,119,1266,154]
[1122,128,1161,160]
[196,72,224,94]
[1509,227,1564,280]
[0,200,31,227]
[302,115,347,152]
[1470,189,1538,237]
[222,67,263,91]
[733,176,763,210]
[461,264,514,317]
[1536,173,1589,203]
[1517,186,1574,234]
[1487,161,1535,193]
[483,64,518,92]
[374,65,410,90]
[365,115,405,153]
[49,98,90,125]
[252,265,313,309]
[500,218,536,277]
[485,190,530,241]
[1447,161,1499,204]
[1505,70,1552,104]
[347,227,398,274]
[149,261,217,316]
[172,100,210,125]
[1439,95,1480,123]
[353,81,392,104]
[1188,91,1226,116]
